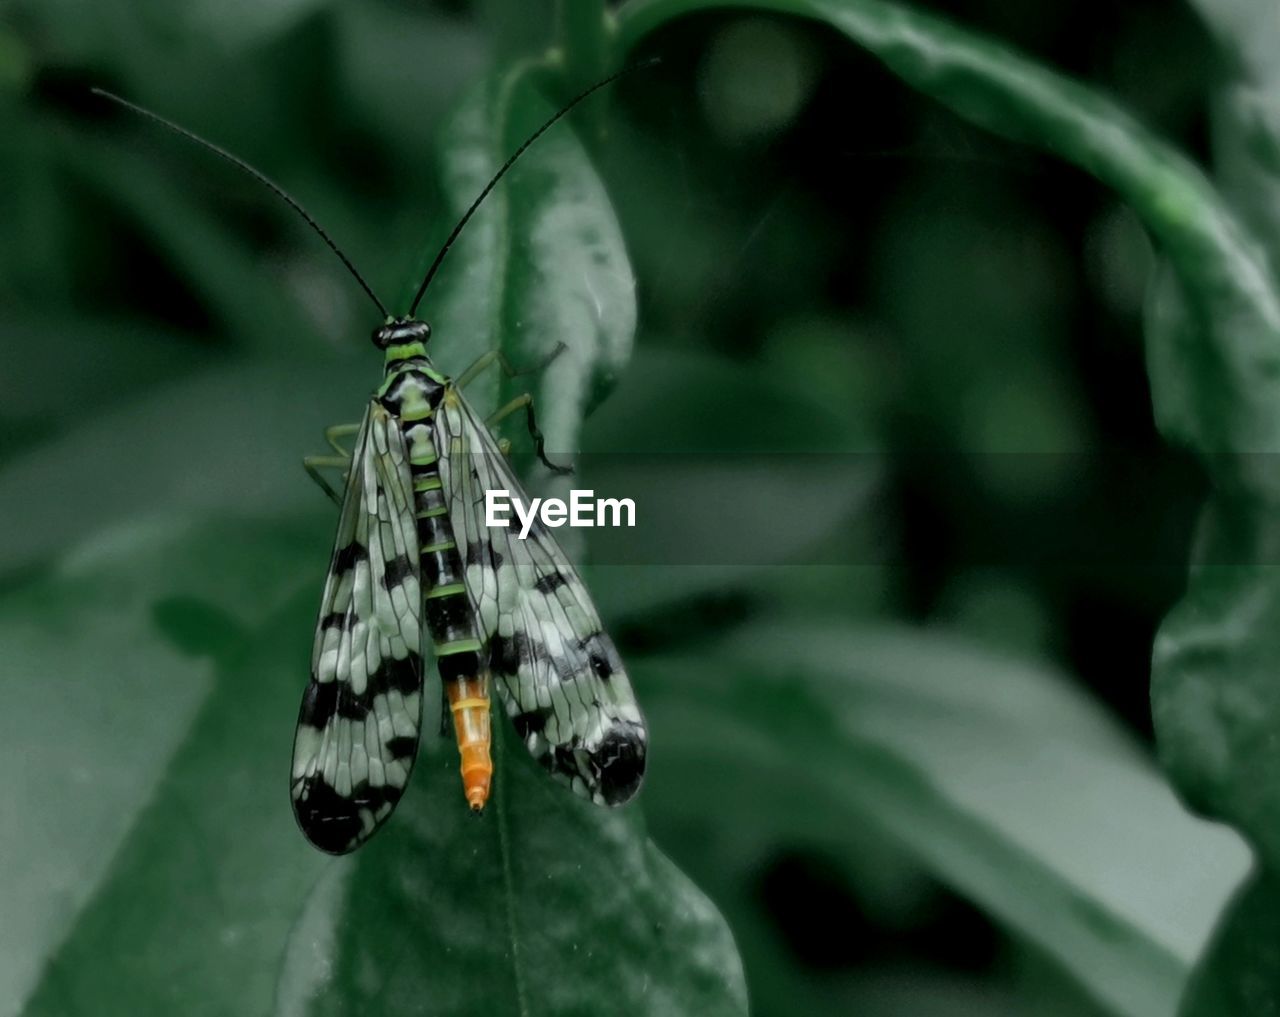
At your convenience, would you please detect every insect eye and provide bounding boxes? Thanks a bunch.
[371,327,391,349]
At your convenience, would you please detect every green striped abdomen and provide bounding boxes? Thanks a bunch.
[399,386,493,811]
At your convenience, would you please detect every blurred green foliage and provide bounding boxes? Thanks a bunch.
[2,0,1276,1014]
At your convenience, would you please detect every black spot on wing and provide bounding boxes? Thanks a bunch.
[291,776,403,855]
[320,612,353,632]
[591,725,646,805]
[298,680,339,727]
[386,734,420,762]
[548,745,584,784]
[489,632,534,676]
[534,572,567,595]
[578,632,622,682]
[489,635,516,675]
[511,709,548,739]
[332,541,365,574]
[549,652,577,684]
[368,654,422,697]
[381,555,415,590]
[336,694,370,721]
[466,540,504,568]
[588,652,614,680]
[292,779,365,854]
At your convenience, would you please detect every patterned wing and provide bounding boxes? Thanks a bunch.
[291,403,425,853]
[436,390,646,806]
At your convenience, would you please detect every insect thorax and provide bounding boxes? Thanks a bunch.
[377,349,448,419]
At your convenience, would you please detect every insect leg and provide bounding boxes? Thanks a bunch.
[487,394,573,475]
[456,342,568,390]
[325,422,361,455]
[304,423,360,505]
[303,456,348,506]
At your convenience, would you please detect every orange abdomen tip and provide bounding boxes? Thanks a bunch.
[448,681,492,812]
[460,742,492,812]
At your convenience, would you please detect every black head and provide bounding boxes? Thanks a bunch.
[372,318,431,350]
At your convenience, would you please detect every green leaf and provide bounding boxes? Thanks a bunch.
[0,356,366,579]
[1184,0,1280,275]
[6,514,331,1017]
[620,3,1280,1006]
[615,0,1280,493]
[1141,3,1280,1004]
[638,623,1250,1017]
[1177,871,1280,1017]
[1150,505,1280,859]
[279,721,745,1017]
[6,511,746,1017]
[404,67,636,453]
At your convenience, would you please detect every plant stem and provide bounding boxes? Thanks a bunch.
[482,0,556,63]
[557,0,610,90]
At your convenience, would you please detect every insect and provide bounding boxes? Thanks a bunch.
[95,69,649,854]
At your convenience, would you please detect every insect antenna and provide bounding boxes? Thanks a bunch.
[90,87,390,319]
[407,58,659,318]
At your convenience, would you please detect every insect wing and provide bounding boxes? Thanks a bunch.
[291,405,426,853]
[436,392,646,806]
